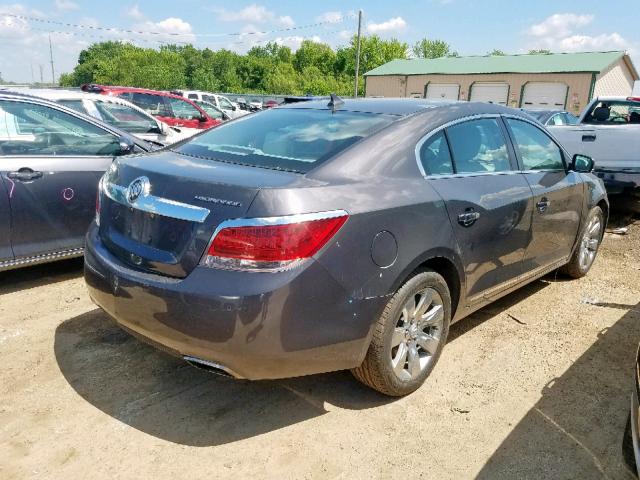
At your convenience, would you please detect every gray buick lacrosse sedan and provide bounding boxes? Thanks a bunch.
[85,97,607,396]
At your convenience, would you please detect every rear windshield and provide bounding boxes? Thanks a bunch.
[175,108,396,173]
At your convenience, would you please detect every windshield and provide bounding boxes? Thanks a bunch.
[584,100,640,125]
[94,101,160,134]
[176,108,396,173]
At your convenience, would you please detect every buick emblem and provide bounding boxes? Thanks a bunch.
[127,176,149,203]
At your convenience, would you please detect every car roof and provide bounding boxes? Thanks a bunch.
[281,97,517,117]
[82,84,188,100]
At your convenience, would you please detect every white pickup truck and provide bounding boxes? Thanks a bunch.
[549,96,640,205]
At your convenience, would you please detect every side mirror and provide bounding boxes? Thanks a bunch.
[571,154,594,173]
[197,115,208,123]
[117,137,136,156]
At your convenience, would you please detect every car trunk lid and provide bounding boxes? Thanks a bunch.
[99,151,299,277]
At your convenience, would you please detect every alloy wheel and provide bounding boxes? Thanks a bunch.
[579,215,602,271]
[390,287,444,381]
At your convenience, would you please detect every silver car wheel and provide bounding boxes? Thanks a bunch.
[578,215,601,271]
[390,287,444,381]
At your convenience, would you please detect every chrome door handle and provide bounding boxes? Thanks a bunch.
[457,209,480,227]
[536,197,550,213]
[7,169,43,181]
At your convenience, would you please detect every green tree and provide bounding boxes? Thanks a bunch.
[293,40,336,75]
[528,49,552,55]
[264,63,300,94]
[412,38,457,59]
[488,49,506,56]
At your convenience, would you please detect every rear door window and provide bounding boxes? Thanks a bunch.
[177,108,396,173]
[418,131,453,175]
[446,118,511,174]
[505,118,565,171]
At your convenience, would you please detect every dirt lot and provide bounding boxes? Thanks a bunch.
[1,214,640,480]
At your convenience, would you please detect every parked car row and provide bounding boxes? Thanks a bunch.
[81,84,225,135]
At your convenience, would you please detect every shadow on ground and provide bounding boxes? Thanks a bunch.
[0,257,83,295]
[54,279,552,448]
[477,301,640,479]
[54,308,395,447]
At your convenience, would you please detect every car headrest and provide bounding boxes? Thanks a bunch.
[592,106,610,122]
[629,111,640,124]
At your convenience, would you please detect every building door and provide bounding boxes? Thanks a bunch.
[425,83,460,100]
[521,82,568,110]
[469,82,509,105]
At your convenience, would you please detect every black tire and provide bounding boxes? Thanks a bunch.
[561,206,604,279]
[623,412,637,476]
[352,269,451,396]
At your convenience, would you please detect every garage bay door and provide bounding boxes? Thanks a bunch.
[469,82,509,105]
[425,83,460,100]
[521,82,568,109]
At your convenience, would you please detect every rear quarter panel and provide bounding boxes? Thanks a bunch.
[247,110,469,318]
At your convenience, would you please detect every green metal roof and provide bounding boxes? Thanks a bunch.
[364,51,630,76]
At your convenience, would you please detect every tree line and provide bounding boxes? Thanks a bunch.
[59,36,552,96]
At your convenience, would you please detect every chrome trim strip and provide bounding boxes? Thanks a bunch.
[210,209,350,238]
[0,247,84,271]
[414,112,569,179]
[467,256,569,306]
[103,180,210,223]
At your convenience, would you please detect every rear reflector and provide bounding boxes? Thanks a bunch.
[201,211,348,272]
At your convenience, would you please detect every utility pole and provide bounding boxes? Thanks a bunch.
[30,64,35,84]
[39,65,44,84]
[48,34,55,84]
[353,9,362,98]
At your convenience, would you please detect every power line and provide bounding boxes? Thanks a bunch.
[0,12,355,39]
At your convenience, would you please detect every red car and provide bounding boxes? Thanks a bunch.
[81,85,221,132]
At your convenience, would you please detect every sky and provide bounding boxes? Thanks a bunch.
[0,0,638,83]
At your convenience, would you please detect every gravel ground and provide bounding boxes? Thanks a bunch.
[1,213,639,479]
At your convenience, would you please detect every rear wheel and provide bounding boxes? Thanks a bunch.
[352,270,451,396]
[561,206,604,279]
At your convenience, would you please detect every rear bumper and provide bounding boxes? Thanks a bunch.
[84,223,385,380]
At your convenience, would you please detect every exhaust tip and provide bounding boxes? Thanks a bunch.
[183,355,240,378]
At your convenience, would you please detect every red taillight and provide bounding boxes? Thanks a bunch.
[201,212,348,271]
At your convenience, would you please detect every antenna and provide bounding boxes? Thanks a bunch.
[49,34,55,84]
